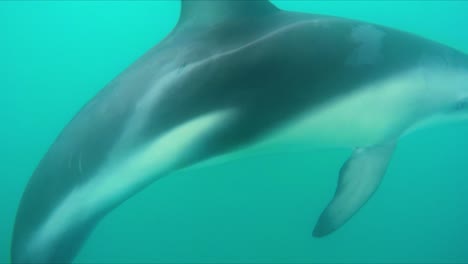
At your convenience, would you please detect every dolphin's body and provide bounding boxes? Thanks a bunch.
[11,0,468,263]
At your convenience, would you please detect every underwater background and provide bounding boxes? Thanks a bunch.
[2,1,468,263]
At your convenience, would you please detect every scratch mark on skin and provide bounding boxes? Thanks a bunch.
[78,151,83,175]
[68,153,73,170]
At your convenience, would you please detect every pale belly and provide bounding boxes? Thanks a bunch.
[260,93,410,149]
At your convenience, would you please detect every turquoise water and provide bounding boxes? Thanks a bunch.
[2,1,468,263]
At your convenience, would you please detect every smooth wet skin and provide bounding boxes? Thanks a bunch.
[11,0,468,263]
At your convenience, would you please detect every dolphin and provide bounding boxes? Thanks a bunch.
[11,0,468,263]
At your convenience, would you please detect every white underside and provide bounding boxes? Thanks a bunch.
[265,69,450,148]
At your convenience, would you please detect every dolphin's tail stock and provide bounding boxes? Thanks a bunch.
[11,108,235,263]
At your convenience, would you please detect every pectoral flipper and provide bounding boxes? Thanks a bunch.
[313,142,396,237]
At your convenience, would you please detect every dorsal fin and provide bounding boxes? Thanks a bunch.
[178,0,278,28]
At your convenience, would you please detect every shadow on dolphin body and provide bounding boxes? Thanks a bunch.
[11,0,468,263]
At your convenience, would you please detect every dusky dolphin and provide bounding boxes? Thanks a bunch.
[11,0,468,263]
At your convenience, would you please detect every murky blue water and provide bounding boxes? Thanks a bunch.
[2,1,468,263]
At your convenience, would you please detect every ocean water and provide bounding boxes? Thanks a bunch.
[2,1,468,263]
